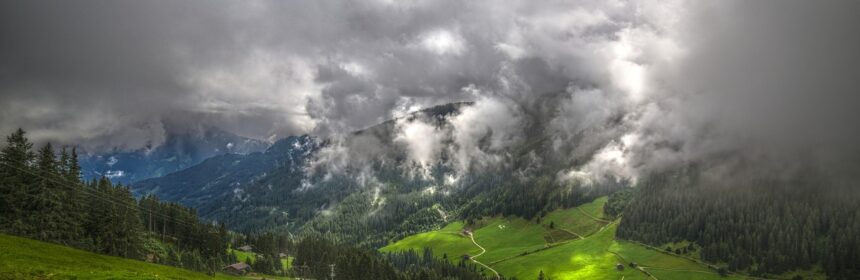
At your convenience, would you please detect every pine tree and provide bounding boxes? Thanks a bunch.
[0,129,229,271]
[0,128,34,234]
[87,177,118,254]
[31,143,67,241]
[66,147,87,245]
[112,184,144,258]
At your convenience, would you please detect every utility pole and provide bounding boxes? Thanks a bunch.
[329,263,336,280]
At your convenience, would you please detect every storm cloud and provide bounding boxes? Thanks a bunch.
[2,0,859,183]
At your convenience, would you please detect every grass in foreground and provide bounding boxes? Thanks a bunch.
[0,233,287,280]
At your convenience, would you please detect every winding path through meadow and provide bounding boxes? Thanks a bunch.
[467,232,500,278]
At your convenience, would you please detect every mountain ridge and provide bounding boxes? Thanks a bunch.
[81,126,269,184]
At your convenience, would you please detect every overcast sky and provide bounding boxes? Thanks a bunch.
[2,0,859,182]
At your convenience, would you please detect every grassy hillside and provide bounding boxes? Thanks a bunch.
[382,197,753,280]
[0,233,286,280]
[471,217,549,263]
[380,221,482,259]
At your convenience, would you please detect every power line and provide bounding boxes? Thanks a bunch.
[0,161,211,233]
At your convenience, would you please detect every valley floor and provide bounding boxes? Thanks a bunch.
[0,233,289,280]
[382,197,754,280]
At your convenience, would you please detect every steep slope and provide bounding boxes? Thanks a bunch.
[132,135,317,231]
[131,101,618,242]
[81,126,269,184]
[131,103,475,233]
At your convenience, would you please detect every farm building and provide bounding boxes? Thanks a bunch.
[224,262,251,275]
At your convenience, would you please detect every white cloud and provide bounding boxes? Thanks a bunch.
[394,117,444,175]
[418,29,466,56]
[449,96,523,173]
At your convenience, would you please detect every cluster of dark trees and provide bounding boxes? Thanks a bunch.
[618,168,860,280]
[300,184,461,249]
[459,174,623,222]
[602,187,635,218]
[385,248,515,280]
[0,129,230,274]
[234,231,293,275]
[296,164,624,251]
[291,236,503,280]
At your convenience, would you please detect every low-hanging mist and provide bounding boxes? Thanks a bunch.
[3,0,859,186]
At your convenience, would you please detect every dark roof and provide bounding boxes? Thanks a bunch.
[225,263,250,270]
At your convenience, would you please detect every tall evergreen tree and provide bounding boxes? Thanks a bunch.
[60,147,86,246]
[113,184,144,258]
[0,128,34,233]
[0,129,232,272]
[31,143,67,241]
[86,177,117,254]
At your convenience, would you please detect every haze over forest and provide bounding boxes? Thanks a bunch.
[1,1,859,279]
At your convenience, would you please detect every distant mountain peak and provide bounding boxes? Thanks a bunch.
[80,126,270,184]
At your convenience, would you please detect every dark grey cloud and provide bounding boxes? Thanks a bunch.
[2,0,859,185]
[560,0,860,184]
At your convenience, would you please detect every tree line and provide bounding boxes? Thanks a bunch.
[618,167,860,280]
[291,236,506,280]
[0,129,231,274]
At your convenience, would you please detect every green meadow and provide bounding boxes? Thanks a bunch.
[380,221,482,260]
[0,233,288,280]
[382,197,753,280]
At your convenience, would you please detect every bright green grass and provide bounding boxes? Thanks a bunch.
[492,223,746,280]
[383,196,757,280]
[0,233,288,280]
[575,196,610,220]
[230,248,257,263]
[545,228,577,243]
[491,223,646,280]
[610,239,710,270]
[542,197,609,238]
[471,217,548,263]
[380,221,481,261]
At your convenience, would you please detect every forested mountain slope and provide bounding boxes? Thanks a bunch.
[81,126,269,184]
[131,101,619,243]
[129,101,859,279]
[133,135,318,232]
[619,167,860,279]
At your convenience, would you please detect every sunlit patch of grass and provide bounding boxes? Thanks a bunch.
[542,197,609,237]
[382,196,754,280]
[472,217,547,263]
[380,221,481,263]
